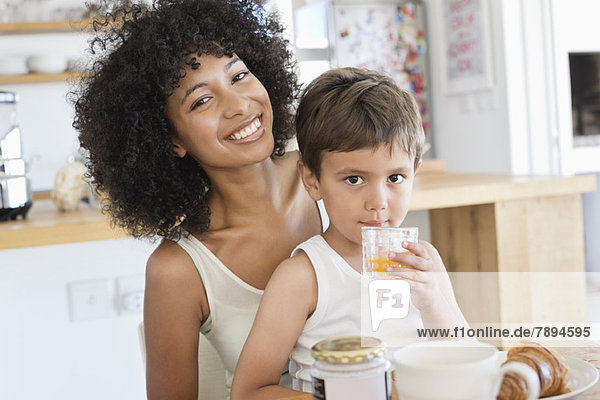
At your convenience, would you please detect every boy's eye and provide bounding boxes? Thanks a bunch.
[388,174,405,183]
[191,96,210,111]
[232,71,248,83]
[345,176,363,185]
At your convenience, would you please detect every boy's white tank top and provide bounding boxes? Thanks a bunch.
[288,235,425,392]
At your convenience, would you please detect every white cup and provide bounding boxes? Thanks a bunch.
[393,340,540,400]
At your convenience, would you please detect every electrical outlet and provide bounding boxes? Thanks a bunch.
[116,274,145,315]
[68,279,112,322]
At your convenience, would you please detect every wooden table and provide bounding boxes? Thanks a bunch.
[560,346,600,399]
[411,172,596,325]
[277,346,600,399]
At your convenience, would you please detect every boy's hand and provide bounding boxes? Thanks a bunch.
[385,240,446,311]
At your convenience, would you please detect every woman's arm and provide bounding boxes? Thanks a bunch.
[144,240,208,400]
[231,253,318,400]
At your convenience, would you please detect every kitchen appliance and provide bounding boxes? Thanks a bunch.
[0,91,33,221]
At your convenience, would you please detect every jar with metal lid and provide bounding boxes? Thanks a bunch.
[310,336,390,400]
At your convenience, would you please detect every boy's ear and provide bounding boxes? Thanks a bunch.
[297,160,322,201]
[170,136,187,158]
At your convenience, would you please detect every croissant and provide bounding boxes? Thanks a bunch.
[497,342,571,399]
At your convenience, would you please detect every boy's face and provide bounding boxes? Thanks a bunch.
[300,143,419,254]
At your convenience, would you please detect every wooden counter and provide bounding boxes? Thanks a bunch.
[0,172,595,254]
[414,172,596,327]
[410,172,595,211]
[0,200,127,250]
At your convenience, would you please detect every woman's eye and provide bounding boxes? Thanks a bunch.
[345,176,363,185]
[388,174,405,183]
[232,71,248,83]
[191,96,210,111]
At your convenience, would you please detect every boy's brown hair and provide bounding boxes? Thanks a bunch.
[295,67,425,177]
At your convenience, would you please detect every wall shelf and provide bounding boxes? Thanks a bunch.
[0,20,90,85]
[0,19,93,34]
[0,72,83,85]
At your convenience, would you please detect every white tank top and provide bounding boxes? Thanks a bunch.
[176,233,263,395]
[174,200,329,396]
[288,235,425,392]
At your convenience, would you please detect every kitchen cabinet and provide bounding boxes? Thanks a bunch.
[0,19,91,84]
[0,236,153,400]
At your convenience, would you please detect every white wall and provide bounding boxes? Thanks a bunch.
[425,0,512,174]
[501,0,560,175]
[424,0,578,176]
[0,30,92,191]
[0,238,156,400]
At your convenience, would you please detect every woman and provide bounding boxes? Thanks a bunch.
[73,0,323,398]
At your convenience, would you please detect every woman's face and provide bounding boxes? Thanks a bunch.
[166,54,274,171]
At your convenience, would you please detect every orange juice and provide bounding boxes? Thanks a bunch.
[368,256,401,272]
[367,255,414,272]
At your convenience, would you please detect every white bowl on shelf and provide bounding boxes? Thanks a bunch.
[26,54,68,74]
[67,57,89,72]
[0,57,28,76]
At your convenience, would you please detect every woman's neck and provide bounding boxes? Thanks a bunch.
[204,156,290,229]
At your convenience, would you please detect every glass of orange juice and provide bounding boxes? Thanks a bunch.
[362,227,418,278]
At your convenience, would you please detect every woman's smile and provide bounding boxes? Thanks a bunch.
[225,115,264,142]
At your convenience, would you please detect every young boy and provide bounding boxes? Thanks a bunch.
[231,67,468,399]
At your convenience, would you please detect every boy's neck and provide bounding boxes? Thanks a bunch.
[322,229,363,273]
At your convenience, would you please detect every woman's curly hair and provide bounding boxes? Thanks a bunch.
[73,0,299,240]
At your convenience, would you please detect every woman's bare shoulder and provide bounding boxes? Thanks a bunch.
[146,239,196,280]
[145,239,208,319]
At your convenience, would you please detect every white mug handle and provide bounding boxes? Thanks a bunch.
[494,362,540,400]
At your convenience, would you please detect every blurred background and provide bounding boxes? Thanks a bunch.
[1,0,599,399]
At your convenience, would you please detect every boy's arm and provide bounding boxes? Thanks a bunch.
[389,240,469,331]
[425,241,469,329]
[231,252,318,400]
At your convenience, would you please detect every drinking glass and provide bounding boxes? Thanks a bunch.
[362,227,418,277]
